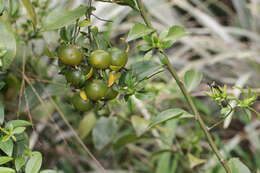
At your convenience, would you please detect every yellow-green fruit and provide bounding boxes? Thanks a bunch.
[58,45,83,66]
[85,80,108,101]
[109,48,128,70]
[104,87,118,100]
[88,50,111,69]
[71,95,93,112]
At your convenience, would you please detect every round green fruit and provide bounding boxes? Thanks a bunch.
[104,87,118,100]
[71,95,93,112]
[85,80,108,101]
[58,45,83,66]
[65,70,85,85]
[109,48,128,70]
[88,50,111,69]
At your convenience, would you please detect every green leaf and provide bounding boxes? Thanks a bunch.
[21,0,37,29]
[0,139,13,156]
[0,101,4,125]
[126,23,155,42]
[0,167,15,173]
[15,157,26,171]
[40,170,58,173]
[114,0,138,10]
[25,152,42,173]
[187,153,206,168]
[155,152,171,173]
[161,25,187,42]
[0,81,5,90]
[113,131,141,149]
[0,156,13,165]
[78,20,91,27]
[131,116,149,137]
[78,112,96,139]
[149,108,193,128]
[131,60,163,81]
[92,117,118,150]
[220,158,251,173]
[0,20,17,71]
[184,70,203,92]
[43,5,87,31]
[0,0,5,14]
[13,127,26,134]
[6,120,32,129]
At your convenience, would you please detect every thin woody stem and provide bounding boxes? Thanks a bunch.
[135,0,231,172]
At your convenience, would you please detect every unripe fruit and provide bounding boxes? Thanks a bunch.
[109,48,128,71]
[71,95,93,112]
[104,87,118,100]
[58,45,83,66]
[88,50,111,69]
[85,80,108,101]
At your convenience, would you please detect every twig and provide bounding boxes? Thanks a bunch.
[135,0,231,172]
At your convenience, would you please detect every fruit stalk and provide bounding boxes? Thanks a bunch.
[135,0,231,172]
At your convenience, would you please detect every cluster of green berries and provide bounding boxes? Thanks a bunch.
[57,44,128,112]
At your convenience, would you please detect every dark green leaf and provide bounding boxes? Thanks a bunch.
[0,20,17,71]
[127,23,155,42]
[149,108,193,128]
[184,70,203,92]
[43,5,87,31]
[0,81,5,90]
[21,0,37,29]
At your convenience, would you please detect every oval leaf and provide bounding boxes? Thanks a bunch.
[92,117,118,150]
[149,108,193,128]
[184,70,203,92]
[0,139,13,156]
[127,23,155,42]
[0,156,13,165]
[78,112,96,139]
[43,5,87,31]
[131,116,149,137]
[0,167,15,173]
[25,152,42,173]
[21,0,37,29]
[160,25,187,42]
[220,158,251,173]
[0,20,16,71]
[15,157,26,171]
[6,120,32,129]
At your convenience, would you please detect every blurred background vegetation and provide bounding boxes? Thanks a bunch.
[0,0,260,172]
